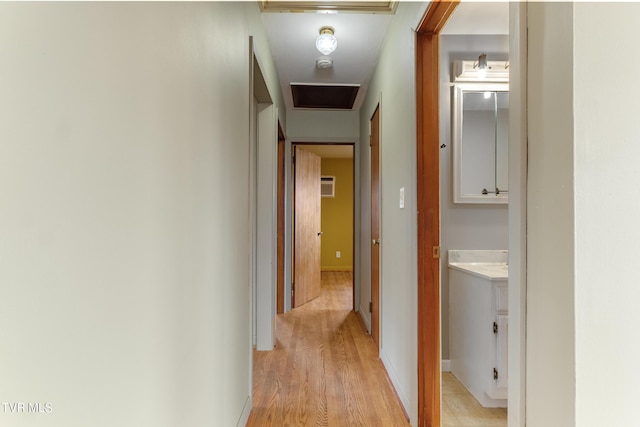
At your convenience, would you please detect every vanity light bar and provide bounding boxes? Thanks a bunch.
[452,60,509,83]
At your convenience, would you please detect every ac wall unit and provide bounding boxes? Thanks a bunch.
[321,176,335,198]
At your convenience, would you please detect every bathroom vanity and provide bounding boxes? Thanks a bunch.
[448,250,508,408]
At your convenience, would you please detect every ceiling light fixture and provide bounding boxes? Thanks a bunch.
[476,53,488,79]
[316,26,337,56]
[452,58,509,82]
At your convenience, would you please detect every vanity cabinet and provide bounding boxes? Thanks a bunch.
[449,264,508,408]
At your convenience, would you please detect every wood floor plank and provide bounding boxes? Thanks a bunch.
[247,271,409,427]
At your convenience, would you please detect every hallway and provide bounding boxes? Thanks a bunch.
[247,271,409,426]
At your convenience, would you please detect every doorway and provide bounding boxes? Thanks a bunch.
[439,3,510,426]
[289,143,355,311]
[416,2,527,426]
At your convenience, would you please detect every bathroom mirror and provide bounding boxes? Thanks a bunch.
[452,82,509,204]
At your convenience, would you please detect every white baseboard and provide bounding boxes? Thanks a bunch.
[358,308,371,333]
[441,359,451,372]
[236,395,251,427]
[380,349,410,416]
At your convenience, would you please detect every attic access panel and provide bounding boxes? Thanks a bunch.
[291,84,360,110]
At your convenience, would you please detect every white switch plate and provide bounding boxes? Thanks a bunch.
[399,187,405,209]
[336,251,341,258]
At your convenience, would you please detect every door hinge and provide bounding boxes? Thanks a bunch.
[493,321,498,334]
[493,368,499,380]
[369,302,372,313]
[291,283,295,297]
[433,246,441,258]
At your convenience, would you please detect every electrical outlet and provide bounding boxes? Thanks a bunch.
[399,187,405,209]
[336,251,341,258]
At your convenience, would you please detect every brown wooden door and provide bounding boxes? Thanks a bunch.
[277,135,285,314]
[370,106,381,352]
[293,146,322,308]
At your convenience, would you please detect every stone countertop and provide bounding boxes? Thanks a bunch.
[448,262,508,281]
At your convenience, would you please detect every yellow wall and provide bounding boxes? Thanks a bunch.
[321,158,353,270]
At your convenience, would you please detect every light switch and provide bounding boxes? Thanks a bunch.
[336,251,341,258]
[399,187,405,209]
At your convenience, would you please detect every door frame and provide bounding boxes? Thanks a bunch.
[506,3,528,426]
[416,3,459,425]
[369,105,381,352]
[415,2,528,426]
[250,37,277,352]
[288,142,356,311]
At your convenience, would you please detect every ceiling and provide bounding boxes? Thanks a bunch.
[260,1,508,156]
[261,1,508,112]
[442,2,509,35]
[262,10,393,110]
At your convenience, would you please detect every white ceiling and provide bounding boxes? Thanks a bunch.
[261,2,508,112]
[442,1,509,35]
[262,11,393,110]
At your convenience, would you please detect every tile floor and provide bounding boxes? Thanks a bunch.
[442,372,507,427]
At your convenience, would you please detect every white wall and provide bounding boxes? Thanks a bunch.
[286,109,359,142]
[439,35,509,359]
[0,3,281,426]
[527,3,576,426]
[573,3,640,426]
[358,3,427,424]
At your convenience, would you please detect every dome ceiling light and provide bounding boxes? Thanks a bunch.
[316,26,337,56]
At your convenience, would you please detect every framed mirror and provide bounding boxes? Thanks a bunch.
[452,82,509,204]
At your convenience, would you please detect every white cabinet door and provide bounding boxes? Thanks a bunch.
[495,314,508,391]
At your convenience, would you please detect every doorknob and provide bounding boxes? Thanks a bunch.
[317,232,323,236]
[372,239,380,245]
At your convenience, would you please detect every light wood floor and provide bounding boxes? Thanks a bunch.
[442,372,507,427]
[247,271,409,427]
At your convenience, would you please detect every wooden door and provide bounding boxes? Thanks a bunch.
[370,106,381,352]
[293,146,322,308]
[277,135,285,314]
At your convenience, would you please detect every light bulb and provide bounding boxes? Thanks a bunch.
[316,26,337,55]
[477,53,488,79]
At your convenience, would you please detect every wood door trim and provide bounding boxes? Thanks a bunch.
[416,1,459,426]
[351,146,356,311]
[417,0,459,34]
